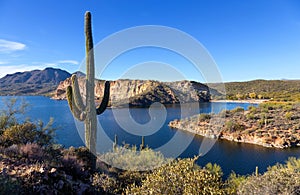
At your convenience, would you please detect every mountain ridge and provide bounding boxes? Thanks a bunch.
[0,68,71,95]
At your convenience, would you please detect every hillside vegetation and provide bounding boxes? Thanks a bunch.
[209,80,300,102]
[169,102,300,148]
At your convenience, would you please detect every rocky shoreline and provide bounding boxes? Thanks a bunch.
[210,99,269,104]
[169,102,300,149]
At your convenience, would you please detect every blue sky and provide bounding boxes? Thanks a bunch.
[0,0,299,82]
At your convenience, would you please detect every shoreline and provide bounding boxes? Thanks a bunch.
[210,99,269,104]
[169,101,300,149]
[168,125,287,149]
[168,122,299,149]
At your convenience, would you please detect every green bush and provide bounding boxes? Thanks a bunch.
[0,98,27,132]
[225,172,247,194]
[0,119,55,147]
[198,113,211,121]
[99,146,169,171]
[225,120,245,132]
[238,157,300,194]
[0,98,56,148]
[248,106,257,113]
[126,157,224,194]
[285,112,293,120]
[92,173,119,194]
[231,107,244,113]
[246,113,255,120]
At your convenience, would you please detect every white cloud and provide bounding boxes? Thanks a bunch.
[0,61,8,65]
[58,60,79,65]
[0,39,26,53]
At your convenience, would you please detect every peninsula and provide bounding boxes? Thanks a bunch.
[169,102,300,148]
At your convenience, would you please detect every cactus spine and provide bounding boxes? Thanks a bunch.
[66,11,110,170]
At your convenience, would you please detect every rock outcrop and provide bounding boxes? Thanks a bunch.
[169,103,300,148]
[53,77,210,107]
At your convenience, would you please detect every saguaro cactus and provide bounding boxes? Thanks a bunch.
[67,11,110,169]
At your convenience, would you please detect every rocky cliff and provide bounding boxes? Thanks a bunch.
[53,77,210,107]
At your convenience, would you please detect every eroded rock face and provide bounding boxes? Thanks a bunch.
[53,77,211,106]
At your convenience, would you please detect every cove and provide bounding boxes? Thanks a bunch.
[0,96,299,177]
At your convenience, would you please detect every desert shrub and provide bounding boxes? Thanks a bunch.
[117,170,147,193]
[0,98,56,148]
[198,113,211,121]
[126,157,224,194]
[0,98,27,132]
[285,112,293,120]
[0,174,21,194]
[0,119,55,147]
[73,146,94,166]
[1,144,20,158]
[225,120,245,132]
[219,109,230,117]
[283,104,293,111]
[231,107,244,113]
[246,113,256,120]
[99,146,169,171]
[61,153,86,179]
[34,118,56,147]
[248,105,257,113]
[238,157,300,195]
[205,162,223,178]
[1,123,37,147]
[19,143,45,161]
[92,173,119,194]
[62,146,95,171]
[224,172,247,194]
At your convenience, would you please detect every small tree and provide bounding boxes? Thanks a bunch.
[0,98,28,132]
[0,98,56,147]
[249,92,257,99]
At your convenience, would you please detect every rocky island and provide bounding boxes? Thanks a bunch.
[169,102,300,148]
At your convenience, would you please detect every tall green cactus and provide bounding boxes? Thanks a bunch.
[66,11,110,169]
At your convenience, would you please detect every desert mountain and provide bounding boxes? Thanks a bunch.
[0,68,71,95]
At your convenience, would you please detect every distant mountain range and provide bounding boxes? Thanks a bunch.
[1,68,299,103]
[209,79,300,101]
[0,68,211,106]
[0,68,71,95]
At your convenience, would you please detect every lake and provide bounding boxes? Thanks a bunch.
[0,96,299,178]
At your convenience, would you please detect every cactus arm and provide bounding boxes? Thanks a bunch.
[67,86,86,121]
[96,81,110,115]
[66,86,74,111]
[71,74,86,111]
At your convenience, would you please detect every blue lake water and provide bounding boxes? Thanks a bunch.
[0,96,299,178]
